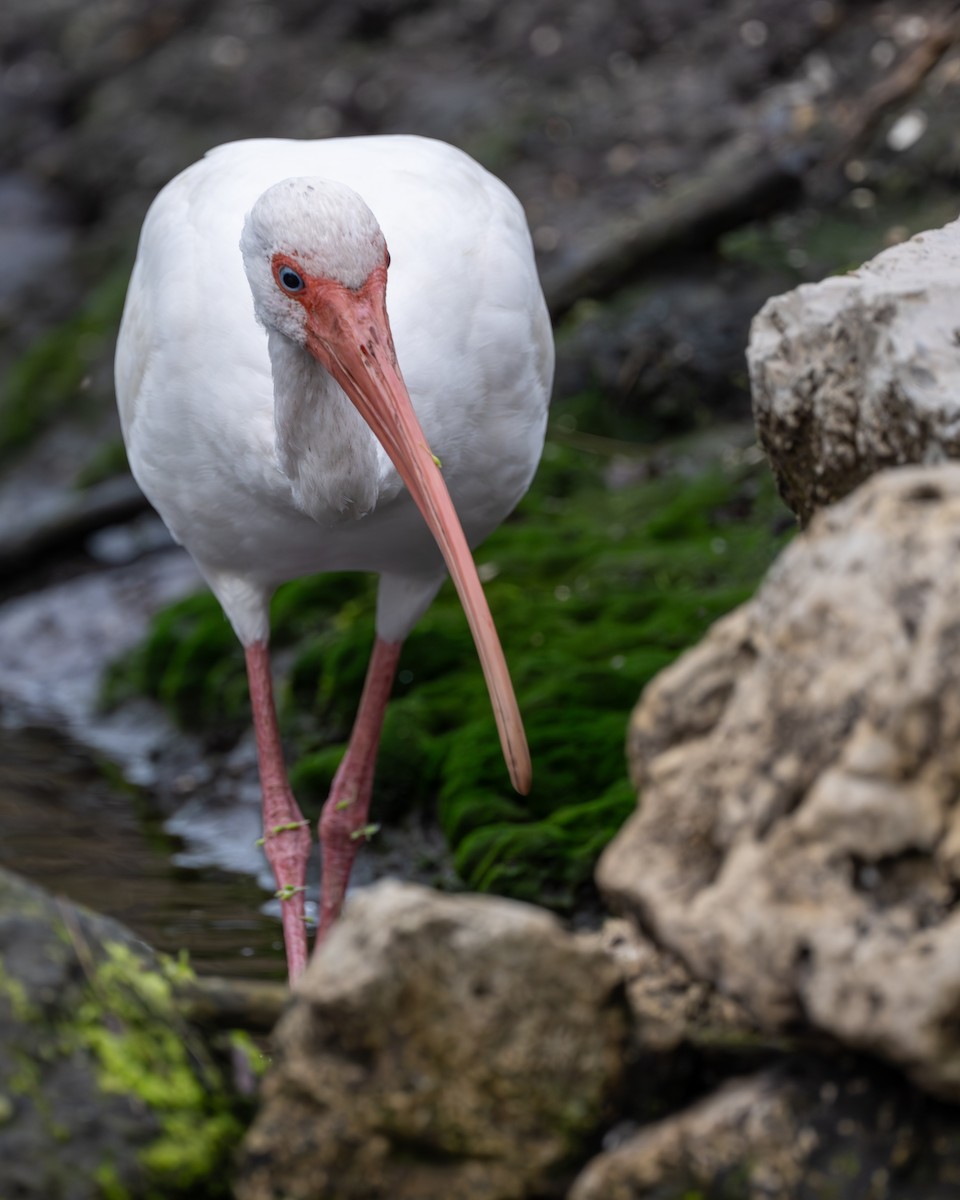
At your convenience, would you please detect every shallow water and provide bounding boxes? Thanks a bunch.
[0,724,287,979]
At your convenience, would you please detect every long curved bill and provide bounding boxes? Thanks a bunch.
[305,272,532,795]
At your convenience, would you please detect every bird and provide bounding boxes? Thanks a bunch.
[114,135,553,981]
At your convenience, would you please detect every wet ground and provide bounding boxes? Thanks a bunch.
[0,498,281,971]
[0,724,285,978]
[0,510,293,978]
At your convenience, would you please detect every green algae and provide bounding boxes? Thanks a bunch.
[106,427,793,908]
[71,942,244,1195]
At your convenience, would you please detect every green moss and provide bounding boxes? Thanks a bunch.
[70,941,243,1196]
[0,265,130,461]
[271,570,371,644]
[107,429,793,909]
[1,901,245,1199]
[453,779,637,909]
[138,1110,242,1188]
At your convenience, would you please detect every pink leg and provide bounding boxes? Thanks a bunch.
[317,636,402,941]
[245,641,313,983]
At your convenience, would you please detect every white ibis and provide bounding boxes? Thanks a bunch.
[114,136,553,980]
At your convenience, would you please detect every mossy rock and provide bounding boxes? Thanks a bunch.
[0,868,250,1199]
[107,431,793,909]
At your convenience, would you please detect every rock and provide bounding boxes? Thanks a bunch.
[236,880,627,1200]
[599,464,960,1100]
[0,867,246,1199]
[571,1070,803,1200]
[596,918,799,1133]
[570,1059,960,1200]
[749,217,960,523]
[598,918,757,1057]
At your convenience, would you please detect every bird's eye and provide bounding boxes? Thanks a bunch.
[278,265,305,293]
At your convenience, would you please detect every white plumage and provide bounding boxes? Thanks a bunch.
[118,136,551,641]
[115,135,553,978]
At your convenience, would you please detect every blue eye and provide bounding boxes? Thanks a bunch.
[278,265,304,292]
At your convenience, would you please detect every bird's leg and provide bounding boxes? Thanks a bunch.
[245,641,313,983]
[316,635,402,942]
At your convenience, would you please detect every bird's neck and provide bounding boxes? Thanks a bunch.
[268,330,382,522]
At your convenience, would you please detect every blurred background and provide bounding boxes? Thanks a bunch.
[1,0,959,978]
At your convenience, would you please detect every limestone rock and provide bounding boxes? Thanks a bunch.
[571,1060,960,1200]
[599,464,960,1099]
[749,218,960,523]
[598,918,756,1056]
[572,1071,801,1200]
[236,880,627,1200]
[0,868,244,1200]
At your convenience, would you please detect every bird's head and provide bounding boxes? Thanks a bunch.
[241,177,389,350]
